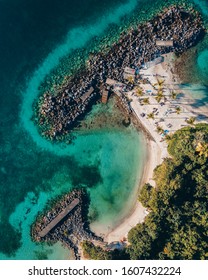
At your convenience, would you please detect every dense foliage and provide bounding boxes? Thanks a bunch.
[82,124,208,260]
[82,241,129,260]
[127,124,208,259]
[82,241,112,260]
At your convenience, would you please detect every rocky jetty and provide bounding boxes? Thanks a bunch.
[31,189,102,260]
[35,6,205,140]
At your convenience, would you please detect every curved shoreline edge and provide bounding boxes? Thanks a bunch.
[105,137,160,243]
[26,4,208,258]
[35,5,204,141]
[99,49,208,245]
[20,0,138,155]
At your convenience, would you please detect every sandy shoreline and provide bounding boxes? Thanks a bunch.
[79,50,208,259]
[93,52,208,245]
[105,137,161,243]
[100,58,172,244]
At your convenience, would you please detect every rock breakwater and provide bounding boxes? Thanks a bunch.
[35,6,205,140]
[31,189,102,259]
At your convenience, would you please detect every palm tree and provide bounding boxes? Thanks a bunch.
[196,142,208,158]
[186,117,196,125]
[135,87,144,97]
[156,125,164,134]
[171,90,178,100]
[158,78,165,87]
[165,133,173,141]
[155,95,162,103]
[194,131,206,146]
[127,76,135,84]
[147,112,155,120]
[155,89,164,103]
[142,97,150,105]
[153,78,165,88]
[175,106,181,114]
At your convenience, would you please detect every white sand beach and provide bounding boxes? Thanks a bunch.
[101,52,208,244]
[105,139,161,243]
[79,52,208,258]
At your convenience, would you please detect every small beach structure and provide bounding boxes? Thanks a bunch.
[106,78,119,86]
[156,40,174,47]
[106,78,125,93]
[101,88,109,104]
[123,67,136,80]
[124,67,136,75]
[37,6,205,140]
[143,56,164,69]
[38,198,80,238]
[80,87,94,103]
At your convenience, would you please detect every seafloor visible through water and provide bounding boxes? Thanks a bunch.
[0,0,208,259]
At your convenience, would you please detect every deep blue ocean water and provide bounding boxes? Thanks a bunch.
[0,0,208,259]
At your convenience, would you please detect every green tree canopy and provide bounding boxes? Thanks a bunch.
[127,124,208,260]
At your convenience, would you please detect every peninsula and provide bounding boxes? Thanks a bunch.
[31,189,102,259]
[32,5,208,260]
[35,6,205,140]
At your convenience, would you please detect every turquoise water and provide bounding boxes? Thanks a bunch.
[180,1,208,102]
[193,0,208,15]
[20,0,139,155]
[185,1,208,98]
[197,50,208,83]
[0,0,146,259]
[0,0,208,260]
[0,124,144,260]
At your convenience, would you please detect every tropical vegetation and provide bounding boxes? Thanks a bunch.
[127,124,208,260]
[83,124,208,260]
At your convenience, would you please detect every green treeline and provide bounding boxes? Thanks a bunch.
[128,124,208,259]
[82,241,129,260]
[83,124,208,259]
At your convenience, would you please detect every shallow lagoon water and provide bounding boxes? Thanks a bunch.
[0,0,145,259]
[0,0,208,259]
[197,50,208,81]
[0,123,144,259]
